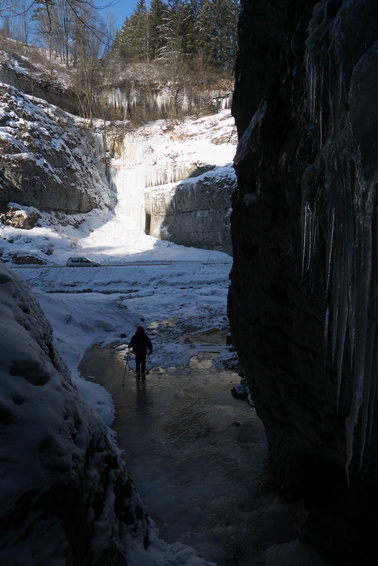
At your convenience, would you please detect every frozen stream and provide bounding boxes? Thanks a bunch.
[79,338,333,566]
[80,343,267,565]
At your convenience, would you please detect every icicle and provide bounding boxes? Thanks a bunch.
[368,338,378,444]
[359,324,374,469]
[323,307,330,369]
[318,81,323,147]
[290,16,378,476]
[325,206,335,299]
[302,122,378,476]
[307,63,317,124]
[301,202,310,278]
[335,260,349,411]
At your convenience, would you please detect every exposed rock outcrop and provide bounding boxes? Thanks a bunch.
[0,205,41,229]
[0,83,113,214]
[0,46,79,115]
[229,0,378,563]
[145,167,235,254]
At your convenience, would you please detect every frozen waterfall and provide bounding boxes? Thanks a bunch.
[107,131,200,235]
[99,112,237,249]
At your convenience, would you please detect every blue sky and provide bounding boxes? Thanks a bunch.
[100,0,138,30]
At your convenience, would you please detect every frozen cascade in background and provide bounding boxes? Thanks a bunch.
[90,112,237,248]
[302,11,378,477]
[81,128,203,246]
[109,166,147,232]
[107,133,200,234]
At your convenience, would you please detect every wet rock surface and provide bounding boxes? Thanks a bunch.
[80,343,265,565]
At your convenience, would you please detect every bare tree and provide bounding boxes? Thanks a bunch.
[1,0,116,54]
[0,0,118,121]
[71,2,106,120]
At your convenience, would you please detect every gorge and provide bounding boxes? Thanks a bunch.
[1,0,378,563]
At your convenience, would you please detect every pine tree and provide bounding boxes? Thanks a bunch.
[190,0,214,71]
[112,0,149,62]
[149,0,168,60]
[199,0,239,71]
[158,0,193,68]
[214,0,239,71]
[133,0,150,61]
[111,0,239,73]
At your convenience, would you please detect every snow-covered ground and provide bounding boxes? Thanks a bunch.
[12,241,233,427]
[1,253,228,565]
[0,96,236,422]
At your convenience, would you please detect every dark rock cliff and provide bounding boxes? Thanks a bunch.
[229,0,378,563]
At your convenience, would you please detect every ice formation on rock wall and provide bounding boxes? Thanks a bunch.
[301,1,378,478]
[102,86,232,119]
[106,112,237,239]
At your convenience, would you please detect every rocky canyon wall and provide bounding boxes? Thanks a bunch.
[144,167,236,255]
[229,0,378,562]
[0,83,113,214]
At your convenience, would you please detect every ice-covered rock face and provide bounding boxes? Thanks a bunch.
[103,82,233,121]
[0,83,114,213]
[302,0,378,478]
[0,261,149,564]
[107,112,237,254]
[229,0,378,561]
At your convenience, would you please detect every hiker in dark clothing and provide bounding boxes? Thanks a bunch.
[128,326,153,378]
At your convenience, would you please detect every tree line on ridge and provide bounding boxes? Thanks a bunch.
[112,0,239,74]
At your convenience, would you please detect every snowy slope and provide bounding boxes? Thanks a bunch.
[0,261,149,565]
